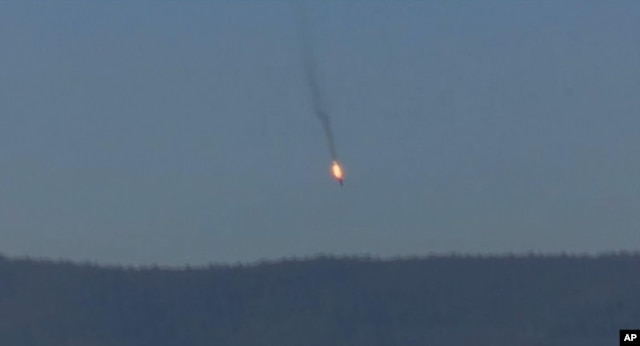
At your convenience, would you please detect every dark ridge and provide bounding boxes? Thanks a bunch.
[4,251,639,271]
[0,253,637,345]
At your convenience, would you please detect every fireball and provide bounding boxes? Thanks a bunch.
[331,160,344,185]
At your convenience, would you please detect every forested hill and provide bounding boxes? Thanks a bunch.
[0,253,638,346]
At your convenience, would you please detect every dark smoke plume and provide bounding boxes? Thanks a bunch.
[295,4,338,160]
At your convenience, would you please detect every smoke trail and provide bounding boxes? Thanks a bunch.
[295,4,338,160]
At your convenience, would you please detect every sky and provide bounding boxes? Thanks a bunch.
[1,1,639,266]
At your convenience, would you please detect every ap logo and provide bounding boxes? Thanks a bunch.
[620,330,640,345]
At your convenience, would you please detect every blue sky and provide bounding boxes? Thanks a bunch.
[1,1,639,265]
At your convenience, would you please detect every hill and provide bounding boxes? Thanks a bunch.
[0,253,637,345]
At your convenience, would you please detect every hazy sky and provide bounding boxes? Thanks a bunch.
[2,1,639,265]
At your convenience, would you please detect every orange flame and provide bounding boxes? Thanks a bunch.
[331,160,343,180]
